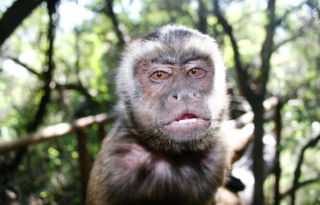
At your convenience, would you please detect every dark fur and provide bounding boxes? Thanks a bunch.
[87,25,230,205]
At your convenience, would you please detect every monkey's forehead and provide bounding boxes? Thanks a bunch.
[121,36,221,70]
[133,47,214,68]
[141,24,203,43]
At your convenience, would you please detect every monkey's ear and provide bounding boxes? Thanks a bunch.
[224,173,245,193]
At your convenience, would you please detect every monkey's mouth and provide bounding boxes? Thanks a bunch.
[170,113,207,124]
[163,113,210,139]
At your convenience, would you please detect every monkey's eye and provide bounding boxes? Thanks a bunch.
[187,68,203,78]
[151,71,169,81]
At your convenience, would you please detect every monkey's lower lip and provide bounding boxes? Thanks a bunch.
[169,117,207,125]
[163,117,210,135]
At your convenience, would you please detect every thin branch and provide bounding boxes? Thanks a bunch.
[306,0,320,16]
[273,19,314,52]
[27,0,58,132]
[273,35,301,52]
[103,0,130,46]
[280,177,320,199]
[90,0,130,45]
[55,83,94,102]
[291,133,320,205]
[212,0,255,105]
[5,56,42,78]
[277,1,306,26]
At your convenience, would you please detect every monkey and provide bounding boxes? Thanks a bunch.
[86,24,230,205]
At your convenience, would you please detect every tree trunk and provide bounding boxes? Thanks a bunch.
[252,98,265,205]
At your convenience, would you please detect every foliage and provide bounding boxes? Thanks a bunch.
[0,0,319,204]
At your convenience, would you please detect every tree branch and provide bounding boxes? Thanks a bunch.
[0,0,43,47]
[0,112,118,154]
[291,133,320,205]
[103,0,130,46]
[276,1,306,26]
[280,177,320,200]
[273,35,301,52]
[273,101,283,205]
[55,83,94,102]
[212,0,255,105]
[273,19,314,52]
[27,0,59,131]
[4,56,42,78]
[259,0,276,97]
[197,0,208,34]
[306,0,320,16]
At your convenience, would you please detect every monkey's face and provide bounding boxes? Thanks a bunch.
[134,56,214,141]
[116,26,228,152]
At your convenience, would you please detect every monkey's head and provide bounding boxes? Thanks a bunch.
[116,25,228,153]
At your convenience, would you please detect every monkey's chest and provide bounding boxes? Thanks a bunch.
[105,147,218,205]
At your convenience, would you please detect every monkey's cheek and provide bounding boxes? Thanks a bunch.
[162,121,211,140]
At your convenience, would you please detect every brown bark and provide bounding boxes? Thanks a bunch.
[252,98,265,205]
[76,128,90,200]
[274,102,283,205]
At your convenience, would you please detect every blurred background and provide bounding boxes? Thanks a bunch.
[0,0,319,204]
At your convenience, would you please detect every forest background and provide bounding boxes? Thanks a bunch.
[0,0,319,204]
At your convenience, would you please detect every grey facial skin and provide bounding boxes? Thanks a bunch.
[86,25,230,205]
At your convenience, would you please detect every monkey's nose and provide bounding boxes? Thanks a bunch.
[170,92,199,102]
[193,92,200,98]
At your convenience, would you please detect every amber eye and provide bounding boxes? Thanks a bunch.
[187,68,203,77]
[151,71,169,81]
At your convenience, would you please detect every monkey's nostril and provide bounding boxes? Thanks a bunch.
[173,95,178,100]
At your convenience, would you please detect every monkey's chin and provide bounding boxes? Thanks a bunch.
[162,118,211,141]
